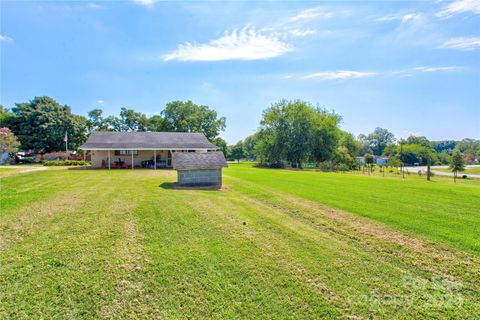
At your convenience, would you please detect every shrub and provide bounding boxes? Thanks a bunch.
[43,160,90,166]
[43,152,68,161]
[462,175,468,179]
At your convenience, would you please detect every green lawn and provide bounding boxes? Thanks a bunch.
[433,166,480,174]
[1,166,479,318]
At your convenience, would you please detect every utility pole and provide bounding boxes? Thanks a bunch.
[400,140,405,179]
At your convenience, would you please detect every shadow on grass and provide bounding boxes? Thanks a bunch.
[159,182,221,191]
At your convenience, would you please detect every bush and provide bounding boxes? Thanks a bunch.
[462,175,468,179]
[43,160,90,166]
[253,162,285,169]
[43,152,68,161]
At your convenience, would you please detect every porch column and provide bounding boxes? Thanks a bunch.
[83,151,86,170]
[108,150,111,170]
[131,152,134,170]
[154,150,157,170]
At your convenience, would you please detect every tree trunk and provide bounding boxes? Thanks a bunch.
[427,158,431,181]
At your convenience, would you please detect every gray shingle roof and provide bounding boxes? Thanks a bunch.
[79,132,217,150]
[172,151,228,170]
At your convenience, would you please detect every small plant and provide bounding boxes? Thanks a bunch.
[43,160,90,166]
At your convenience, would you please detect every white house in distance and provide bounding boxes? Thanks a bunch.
[79,132,218,169]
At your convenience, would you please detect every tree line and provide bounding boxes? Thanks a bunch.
[0,97,226,153]
[1,96,478,172]
[225,100,479,170]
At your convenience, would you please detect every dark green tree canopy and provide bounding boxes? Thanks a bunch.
[366,127,396,156]
[6,96,87,152]
[255,100,341,167]
[161,100,226,140]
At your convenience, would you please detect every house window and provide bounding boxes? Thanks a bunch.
[114,150,138,156]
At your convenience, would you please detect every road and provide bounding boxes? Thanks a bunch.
[404,165,480,179]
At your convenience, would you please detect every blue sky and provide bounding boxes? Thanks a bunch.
[1,0,479,143]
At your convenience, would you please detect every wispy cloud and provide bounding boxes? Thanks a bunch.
[289,66,465,80]
[437,0,480,18]
[96,100,105,104]
[413,66,466,72]
[377,13,420,23]
[301,71,377,80]
[133,0,155,7]
[163,28,293,61]
[439,36,480,50]
[288,7,334,22]
[0,35,13,42]
[289,29,317,37]
[87,3,102,9]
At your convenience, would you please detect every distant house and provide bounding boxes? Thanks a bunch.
[172,151,227,187]
[356,155,390,166]
[79,132,218,169]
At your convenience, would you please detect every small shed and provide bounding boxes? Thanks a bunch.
[172,151,228,187]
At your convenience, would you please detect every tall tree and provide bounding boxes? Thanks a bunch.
[87,109,110,132]
[230,141,246,163]
[118,107,148,131]
[243,134,258,159]
[366,127,396,156]
[255,100,341,168]
[449,150,465,183]
[5,96,87,152]
[161,100,226,140]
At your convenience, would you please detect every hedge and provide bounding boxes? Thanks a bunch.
[42,160,91,166]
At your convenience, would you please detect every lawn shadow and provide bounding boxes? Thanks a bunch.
[159,182,223,191]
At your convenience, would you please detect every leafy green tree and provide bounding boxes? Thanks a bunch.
[230,141,246,163]
[87,109,110,132]
[5,96,87,152]
[450,150,465,183]
[161,100,226,140]
[119,107,148,131]
[366,127,396,156]
[211,137,228,157]
[405,135,430,147]
[0,127,20,153]
[243,134,258,160]
[357,134,373,156]
[0,105,15,128]
[255,100,341,168]
[146,115,166,132]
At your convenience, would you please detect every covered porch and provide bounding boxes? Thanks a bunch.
[88,149,174,169]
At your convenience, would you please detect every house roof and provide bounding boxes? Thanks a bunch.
[79,132,217,150]
[172,151,228,170]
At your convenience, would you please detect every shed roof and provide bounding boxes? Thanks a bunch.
[172,151,228,170]
[79,132,217,150]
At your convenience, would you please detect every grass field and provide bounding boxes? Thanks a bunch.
[433,166,480,175]
[1,165,479,318]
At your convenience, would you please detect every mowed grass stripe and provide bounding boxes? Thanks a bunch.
[187,181,480,318]
[224,164,480,253]
[1,168,479,318]
[136,183,340,318]
[0,172,153,319]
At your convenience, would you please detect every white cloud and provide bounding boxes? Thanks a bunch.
[301,71,377,80]
[133,0,155,7]
[289,29,317,37]
[439,36,480,50]
[163,28,293,61]
[377,13,420,23]
[290,66,465,80]
[288,7,333,22]
[437,0,480,18]
[413,66,465,72]
[0,35,13,42]
[96,100,105,104]
[87,3,102,9]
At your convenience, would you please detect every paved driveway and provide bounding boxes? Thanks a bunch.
[404,165,480,179]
